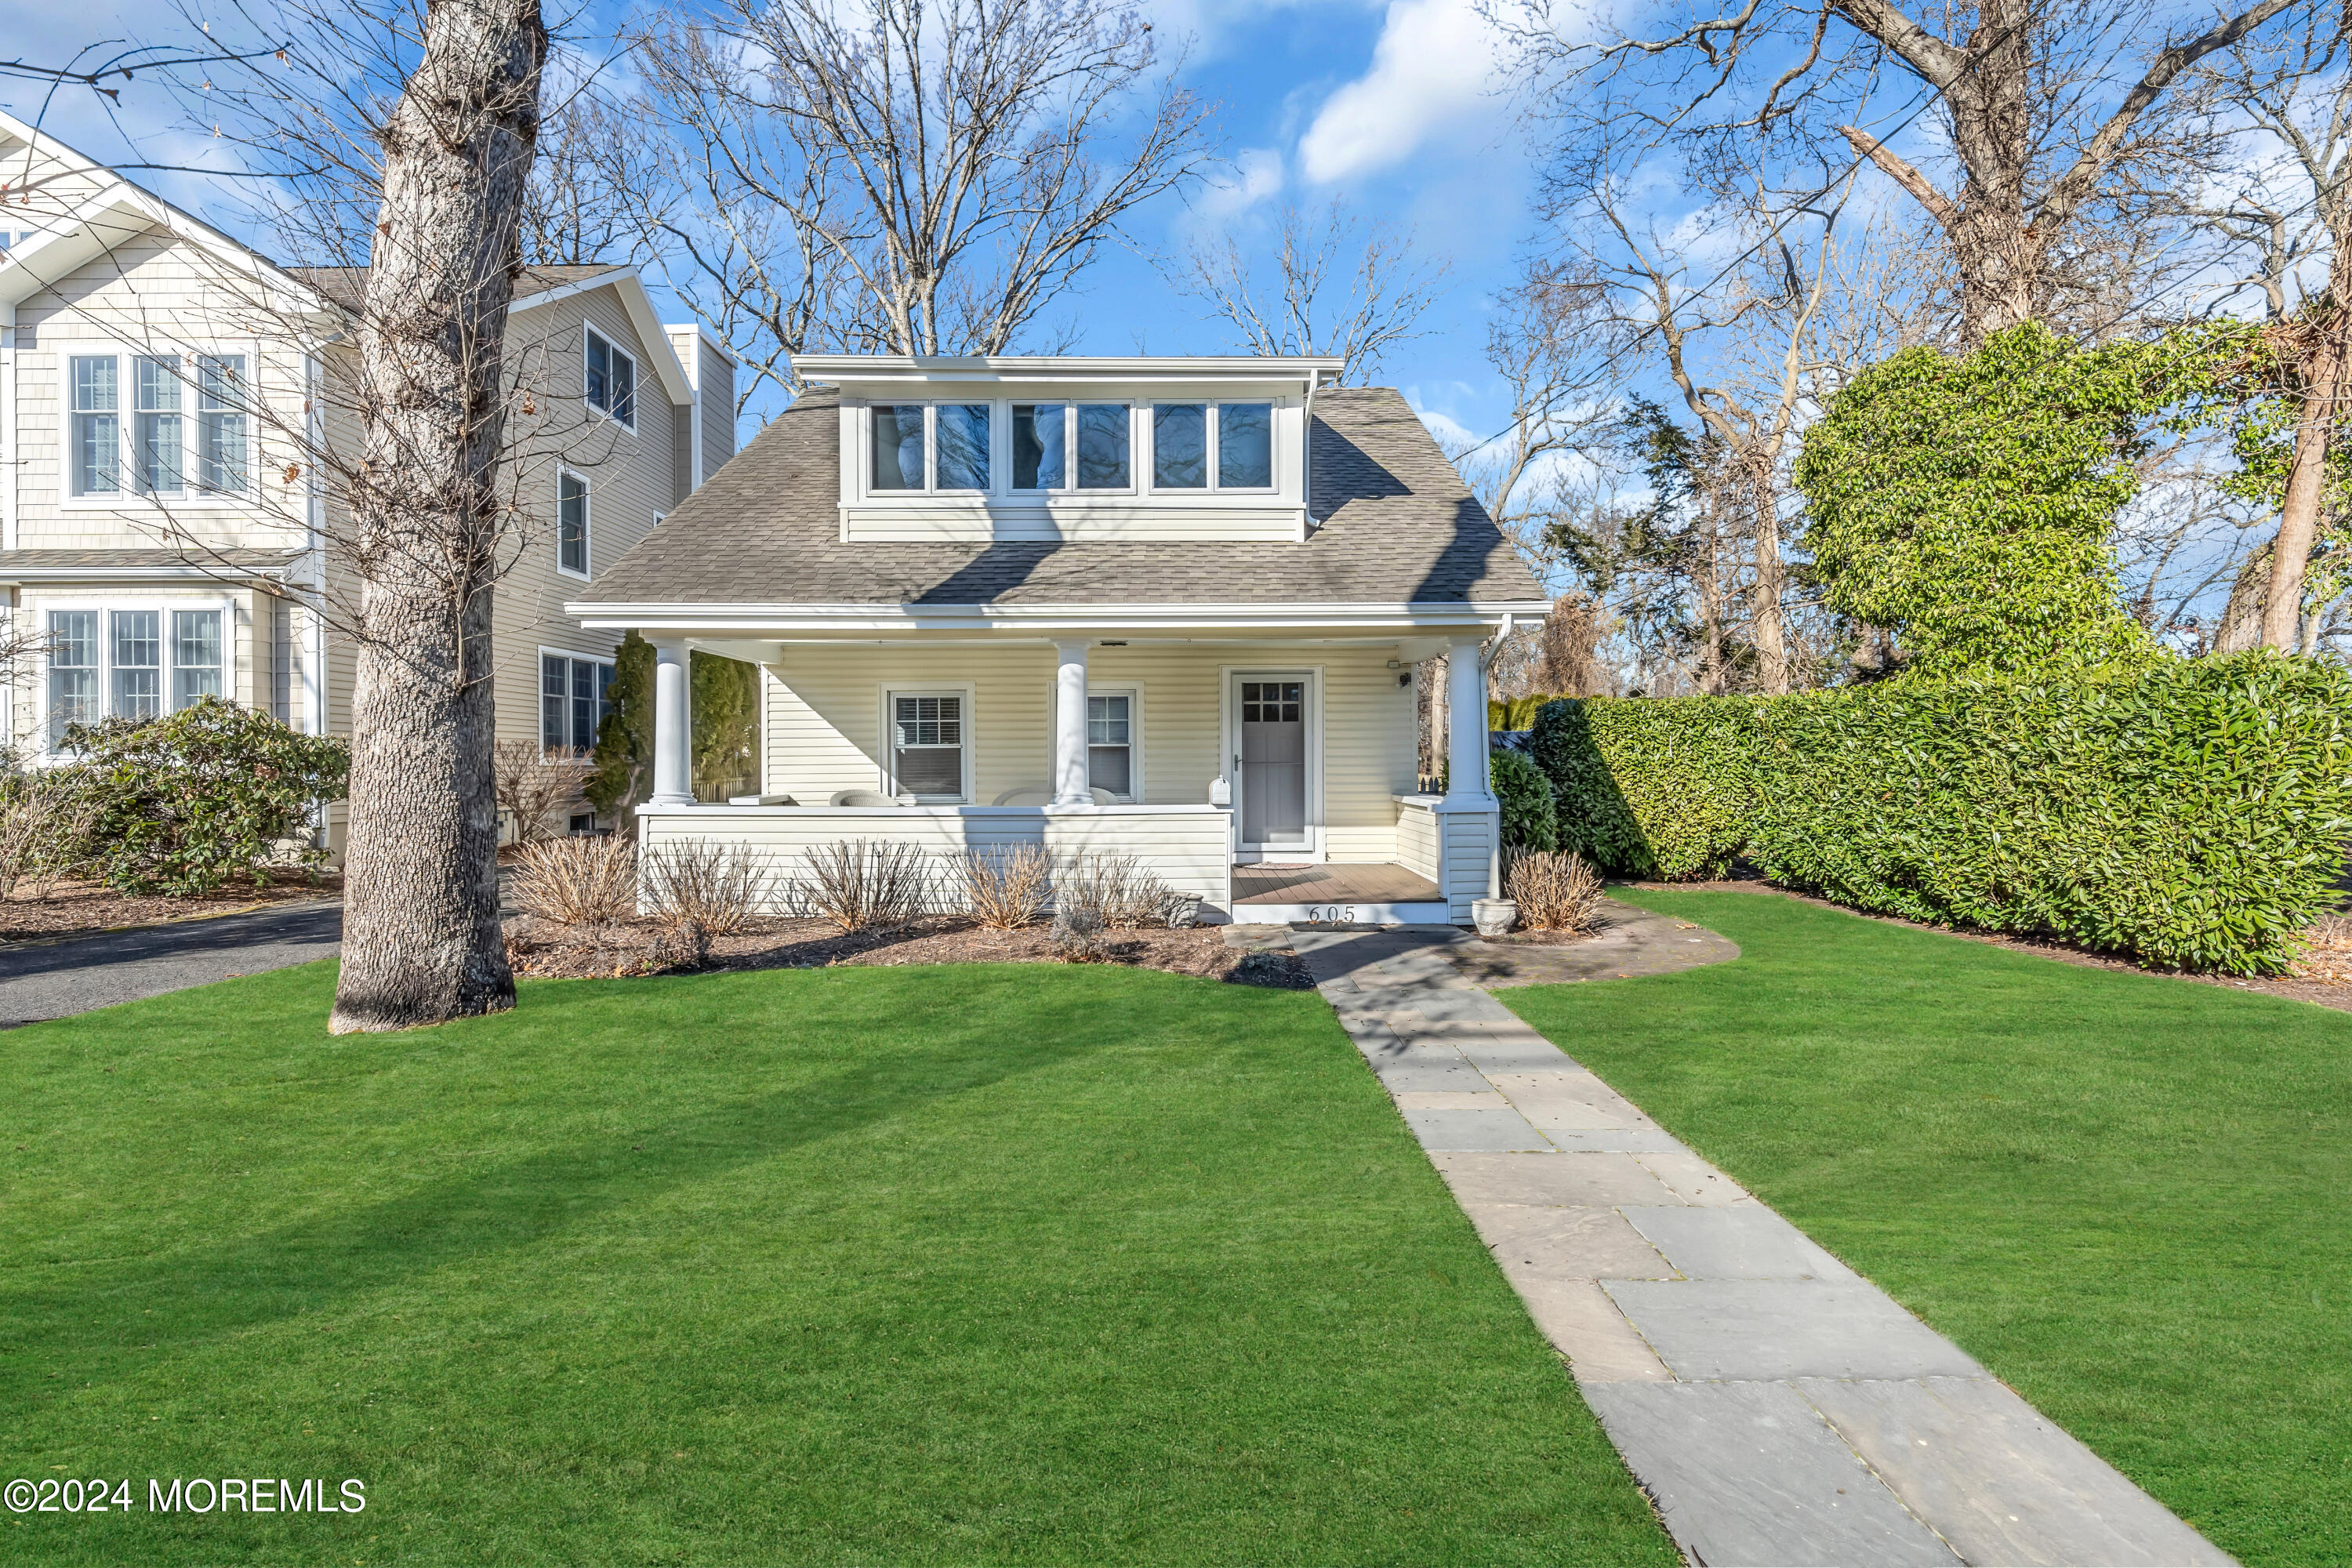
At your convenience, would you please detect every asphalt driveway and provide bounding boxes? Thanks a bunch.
[0,900,343,1026]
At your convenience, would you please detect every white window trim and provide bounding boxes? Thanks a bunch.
[58,342,263,511]
[1006,400,1140,498]
[1220,664,1325,862]
[583,321,638,433]
[35,594,236,758]
[1145,400,1279,496]
[1084,681,1144,803]
[535,644,617,756]
[555,466,592,581]
[879,682,976,804]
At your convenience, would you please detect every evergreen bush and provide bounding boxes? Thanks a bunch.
[1528,652,2352,974]
[1489,749,1559,854]
[60,697,349,895]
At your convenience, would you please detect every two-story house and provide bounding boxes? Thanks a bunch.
[570,356,1546,924]
[0,111,735,845]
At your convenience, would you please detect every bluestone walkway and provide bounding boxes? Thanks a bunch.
[1281,919,2234,1568]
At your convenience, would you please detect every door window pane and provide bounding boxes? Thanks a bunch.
[1012,403,1064,488]
[1153,404,1207,488]
[559,472,589,574]
[72,357,119,495]
[111,609,161,720]
[937,404,990,490]
[1219,402,1273,487]
[195,355,249,494]
[871,405,925,491]
[892,694,964,798]
[1087,694,1132,797]
[172,610,223,708]
[48,611,98,743]
[135,356,183,493]
[1074,404,1129,489]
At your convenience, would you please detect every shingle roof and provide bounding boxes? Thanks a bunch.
[287,263,626,314]
[0,547,303,575]
[579,387,1546,608]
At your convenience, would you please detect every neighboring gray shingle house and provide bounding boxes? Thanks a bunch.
[569,355,1545,923]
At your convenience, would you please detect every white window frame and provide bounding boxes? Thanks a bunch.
[880,684,975,804]
[556,466,592,580]
[861,400,996,497]
[1005,400,1138,497]
[1145,400,1279,496]
[537,645,616,758]
[60,344,260,508]
[1083,683,1144,803]
[583,322,637,432]
[36,595,235,756]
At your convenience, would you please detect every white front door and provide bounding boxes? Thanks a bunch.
[1233,673,1311,855]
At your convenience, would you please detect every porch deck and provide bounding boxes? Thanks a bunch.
[1233,862,1444,906]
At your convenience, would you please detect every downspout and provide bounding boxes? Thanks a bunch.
[2,303,14,751]
[1479,613,1515,900]
[1299,368,1319,541]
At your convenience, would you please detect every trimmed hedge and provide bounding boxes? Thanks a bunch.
[1530,652,2352,975]
[1490,749,1559,853]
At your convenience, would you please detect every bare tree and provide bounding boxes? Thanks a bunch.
[522,79,669,267]
[328,0,545,1031]
[1174,201,1449,382]
[2183,1,2352,648]
[632,0,1212,405]
[1497,0,2297,347]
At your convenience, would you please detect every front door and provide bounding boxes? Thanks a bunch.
[1236,676,1309,853]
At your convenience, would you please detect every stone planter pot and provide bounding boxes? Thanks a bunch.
[1163,893,1203,929]
[1471,898,1518,938]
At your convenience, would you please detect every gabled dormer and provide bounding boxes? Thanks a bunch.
[793,355,1345,544]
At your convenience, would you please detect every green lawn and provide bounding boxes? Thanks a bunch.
[2,961,1672,1566]
[1504,890,2352,1568]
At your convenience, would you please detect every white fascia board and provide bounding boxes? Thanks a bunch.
[0,562,301,582]
[566,599,1548,632]
[510,269,695,407]
[792,354,1346,389]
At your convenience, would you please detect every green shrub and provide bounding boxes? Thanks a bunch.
[61,697,350,895]
[1529,655,2352,975]
[1530,698,1751,879]
[1490,749,1559,854]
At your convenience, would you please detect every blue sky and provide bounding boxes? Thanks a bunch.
[7,0,1540,447]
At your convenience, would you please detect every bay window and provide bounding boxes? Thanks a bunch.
[45,604,225,746]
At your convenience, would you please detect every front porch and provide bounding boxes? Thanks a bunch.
[605,615,1509,926]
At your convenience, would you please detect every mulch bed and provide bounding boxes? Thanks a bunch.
[0,871,342,943]
[505,913,1317,989]
[1621,876,2352,1015]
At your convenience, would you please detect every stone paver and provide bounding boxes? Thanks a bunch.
[1287,921,2237,1568]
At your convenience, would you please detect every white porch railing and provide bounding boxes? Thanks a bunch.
[637,802,1236,920]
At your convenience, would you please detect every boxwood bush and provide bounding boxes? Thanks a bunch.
[1530,652,2352,975]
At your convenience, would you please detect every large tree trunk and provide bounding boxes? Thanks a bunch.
[331,0,546,1033]
[2263,296,2350,649]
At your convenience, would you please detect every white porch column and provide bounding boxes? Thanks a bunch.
[1051,638,1092,805]
[651,637,695,805]
[1442,632,1491,803]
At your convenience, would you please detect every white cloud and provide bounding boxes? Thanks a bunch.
[1298,0,1500,184]
[1198,146,1287,222]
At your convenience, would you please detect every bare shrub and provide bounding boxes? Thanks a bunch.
[957,843,1054,930]
[0,770,100,902]
[795,839,929,933]
[492,741,593,847]
[513,835,639,929]
[644,838,769,935]
[2292,912,2352,982]
[1049,898,1108,963]
[1054,852,1171,928]
[1508,851,1606,934]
